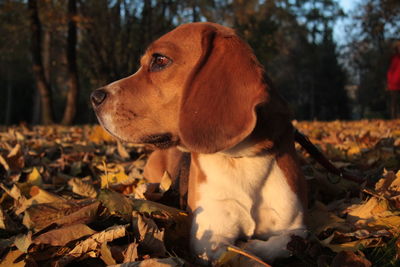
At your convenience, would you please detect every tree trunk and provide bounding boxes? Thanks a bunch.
[28,0,54,125]
[62,0,80,125]
[191,0,199,22]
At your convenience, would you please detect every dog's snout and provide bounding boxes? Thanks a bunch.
[91,89,107,107]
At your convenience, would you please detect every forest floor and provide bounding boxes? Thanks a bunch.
[0,120,399,266]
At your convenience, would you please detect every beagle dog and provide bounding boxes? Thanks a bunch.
[91,22,307,264]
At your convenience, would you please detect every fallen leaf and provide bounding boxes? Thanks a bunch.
[308,201,352,234]
[16,186,66,214]
[117,141,130,159]
[99,164,130,188]
[100,242,117,265]
[26,167,42,186]
[347,198,391,224]
[0,249,25,267]
[14,232,32,253]
[135,212,166,257]
[23,199,100,231]
[123,242,139,263]
[375,170,400,196]
[88,125,115,143]
[68,177,98,198]
[0,207,18,231]
[327,237,383,252]
[159,171,172,193]
[6,144,24,171]
[109,257,185,267]
[0,155,10,171]
[331,250,372,267]
[97,189,133,220]
[0,184,28,215]
[33,223,96,246]
[216,245,271,267]
[56,224,127,266]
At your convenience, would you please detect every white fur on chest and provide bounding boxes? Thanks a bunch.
[191,152,306,262]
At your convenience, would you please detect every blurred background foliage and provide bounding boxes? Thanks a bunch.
[0,0,399,125]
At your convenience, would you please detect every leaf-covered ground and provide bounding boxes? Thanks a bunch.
[0,120,399,266]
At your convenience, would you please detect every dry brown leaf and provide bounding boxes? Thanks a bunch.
[136,212,166,257]
[123,242,139,263]
[132,199,188,221]
[109,257,185,267]
[6,144,24,171]
[0,249,25,267]
[216,245,271,267]
[33,223,96,246]
[16,186,66,215]
[68,177,98,198]
[368,215,400,233]
[23,199,100,231]
[57,224,127,266]
[308,201,352,234]
[117,141,130,159]
[347,198,390,223]
[100,242,117,265]
[98,189,133,219]
[54,225,127,267]
[0,207,18,231]
[131,199,190,246]
[327,237,384,252]
[375,170,400,196]
[0,184,28,215]
[29,186,65,202]
[0,155,10,171]
[134,183,162,201]
[331,250,372,267]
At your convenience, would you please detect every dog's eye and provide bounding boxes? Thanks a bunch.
[150,54,172,72]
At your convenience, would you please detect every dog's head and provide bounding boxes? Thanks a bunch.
[91,22,289,153]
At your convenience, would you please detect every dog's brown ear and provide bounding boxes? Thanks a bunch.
[179,28,269,153]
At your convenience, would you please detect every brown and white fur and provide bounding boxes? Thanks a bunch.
[91,22,307,264]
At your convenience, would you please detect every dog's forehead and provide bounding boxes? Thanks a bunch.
[155,22,235,48]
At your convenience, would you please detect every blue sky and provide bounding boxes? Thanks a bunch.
[334,0,358,45]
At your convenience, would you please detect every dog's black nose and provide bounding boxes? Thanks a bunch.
[91,89,107,106]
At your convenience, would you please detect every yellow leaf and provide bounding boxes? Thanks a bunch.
[27,167,42,186]
[368,215,400,233]
[326,238,383,253]
[308,202,351,234]
[347,198,390,223]
[88,125,115,143]
[347,146,361,156]
[100,164,129,188]
[216,245,271,267]
[160,171,172,193]
[0,155,9,171]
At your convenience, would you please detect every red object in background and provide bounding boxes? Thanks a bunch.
[387,54,400,91]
